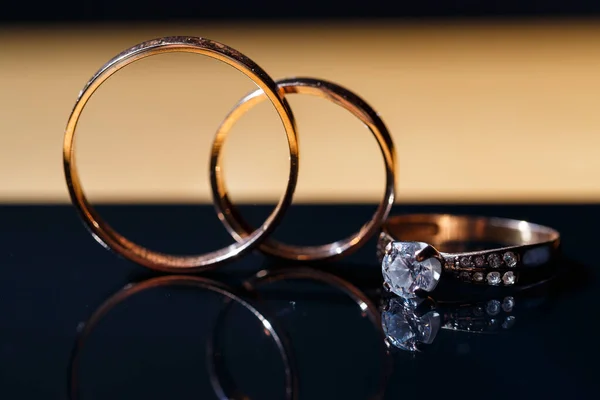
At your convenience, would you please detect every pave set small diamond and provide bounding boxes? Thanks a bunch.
[447,250,519,286]
[382,294,517,351]
[441,296,516,333]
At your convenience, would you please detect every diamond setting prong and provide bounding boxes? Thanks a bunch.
[383,281,392,292]
[414,244,441,263]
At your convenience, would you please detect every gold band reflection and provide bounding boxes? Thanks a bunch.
[68,267,390,399]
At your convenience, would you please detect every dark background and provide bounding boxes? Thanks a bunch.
[1,204,598,399]
[3,1,600,23]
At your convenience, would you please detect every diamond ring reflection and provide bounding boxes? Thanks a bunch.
[382,297,440,352]
[380,261,565,353]
[382,294,523,352]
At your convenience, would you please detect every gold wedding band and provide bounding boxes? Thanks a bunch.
[63,37,299,272]
[210,77,396,261]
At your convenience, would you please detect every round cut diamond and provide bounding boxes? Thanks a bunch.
[486,299,501,316]
[473,272,484,282]
[382,297,440,352]
[459,256,473,267]
[487,253,502,268]
[503,271,516,285]
[502,296,515,312]
[382,242,442,298]
[487,271,501,285]
[503,252,517,267]
[474,255,486,267]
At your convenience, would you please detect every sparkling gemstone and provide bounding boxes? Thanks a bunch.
[382,297,440,352]
[486,300,501,316]
[459,271,471,281]
[382,242,442,298]
[502,316,516,329]
[487,253,502,268]
[474,255,486,267]
[503,252,517,267]
[473,272,484,282]
[459,256,473,267]
[502,296,515,312]
[487,271,501,285]
[503,271,516,285]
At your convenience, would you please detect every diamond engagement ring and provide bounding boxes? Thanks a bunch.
[377,214,560,298]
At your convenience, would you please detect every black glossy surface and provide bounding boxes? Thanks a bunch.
[1,204,598,399]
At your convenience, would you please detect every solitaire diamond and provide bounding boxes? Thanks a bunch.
[382,242,442,298]
[382,297,440,352]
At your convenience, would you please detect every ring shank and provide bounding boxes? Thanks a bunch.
[383,214,559,251]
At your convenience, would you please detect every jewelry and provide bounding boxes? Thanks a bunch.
[244,267,383,324]
[206,285,297,400]
[241,267,390,400]
[68,275,295,400]
[63,37,299,272]
[377,214,560,298]
[210,77,396,261]
[381,271,558,352]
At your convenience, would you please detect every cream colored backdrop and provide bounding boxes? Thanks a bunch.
[1,21,599,204]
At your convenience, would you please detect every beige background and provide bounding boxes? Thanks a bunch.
[1,20,599,204]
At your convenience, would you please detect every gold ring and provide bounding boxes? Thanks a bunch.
[210,77,396,261]
[63,37,299,272]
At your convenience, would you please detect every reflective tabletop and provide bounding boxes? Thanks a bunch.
[1,204,598,399]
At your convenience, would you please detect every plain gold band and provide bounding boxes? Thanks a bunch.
[63,37,299,272]
[210,77,396,261]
